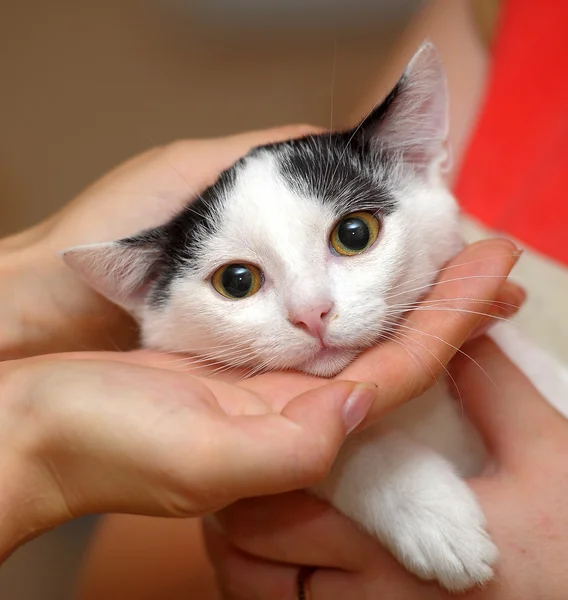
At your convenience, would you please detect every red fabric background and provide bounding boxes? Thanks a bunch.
[455,0,568,265]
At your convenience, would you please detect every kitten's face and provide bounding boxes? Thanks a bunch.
[63,43,462,377]
[140,147,460,376]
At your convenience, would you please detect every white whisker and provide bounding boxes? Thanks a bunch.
[386,275,509,301]
[392,321,497,391]
[385,253,520,294]
[384,327,463,408]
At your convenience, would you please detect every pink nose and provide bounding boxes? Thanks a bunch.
[288,301,333,341]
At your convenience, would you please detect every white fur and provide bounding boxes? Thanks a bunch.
[312,414,496,591]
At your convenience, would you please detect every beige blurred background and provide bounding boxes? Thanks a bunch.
[0,1,422,598]
[0,0,422,237]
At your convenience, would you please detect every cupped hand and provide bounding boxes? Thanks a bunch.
[0,354,377,563]
[205,337,568,600]
[0,125,320,359]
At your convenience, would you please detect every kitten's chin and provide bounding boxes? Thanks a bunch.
[296,348,359,378]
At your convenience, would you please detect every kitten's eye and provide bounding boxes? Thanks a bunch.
[330,211,380,256]
[212,263,263,299]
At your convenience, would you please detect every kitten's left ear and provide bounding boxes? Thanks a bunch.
[62,233,164,312]
[355,42,449,170]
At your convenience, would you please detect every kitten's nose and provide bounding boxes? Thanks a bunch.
[288,301,333,342]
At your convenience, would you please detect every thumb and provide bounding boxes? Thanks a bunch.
[221,381,377,500]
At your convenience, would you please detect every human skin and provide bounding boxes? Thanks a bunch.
[69,237,521,600]
[202,5,568,597]
[357,0,489,186]
[206,336,568,600]
[72,238,520,600]
[0,0,490,362]
[0,354,381,563]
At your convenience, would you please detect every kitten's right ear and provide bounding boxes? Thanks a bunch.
[62,235,163,312]
[355,42,449,170]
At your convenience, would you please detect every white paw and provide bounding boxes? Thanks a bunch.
[385,487,498,592]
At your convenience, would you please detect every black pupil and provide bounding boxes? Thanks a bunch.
[337,217,370,251]
[222,265,253,298]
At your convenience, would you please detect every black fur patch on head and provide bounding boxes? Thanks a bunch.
[354,80,402,146]
[264,131,398,216]
[254,79,405,217]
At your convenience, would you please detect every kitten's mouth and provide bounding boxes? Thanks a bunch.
[298,345,359,377]
[312,346,345,361]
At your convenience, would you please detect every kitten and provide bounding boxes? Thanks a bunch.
[63,43,568,591]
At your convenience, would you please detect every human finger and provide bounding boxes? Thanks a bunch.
[214,492,376,571]
[467,280,526,340]
[204,519,300,600]
[216,382,377,499]
[340,239,520,426]
[46,124,325,246]
[5,358,377,520]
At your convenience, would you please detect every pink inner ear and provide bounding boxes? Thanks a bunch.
[62,241,159,310]
[369,43,449,167]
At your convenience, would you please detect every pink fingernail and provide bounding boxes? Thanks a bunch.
[513,247,524,263]
[342,383,377,434]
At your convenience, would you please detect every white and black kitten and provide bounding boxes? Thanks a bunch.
[63,44,568,591]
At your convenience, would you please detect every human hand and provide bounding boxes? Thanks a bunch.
[205,336,568,600]
[0,353,378,563]
[0,238,522,566]
[0,125,318,359]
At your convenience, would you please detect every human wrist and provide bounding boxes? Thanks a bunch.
[0,361,66,561]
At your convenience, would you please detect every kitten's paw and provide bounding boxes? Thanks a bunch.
[386,490,498,592]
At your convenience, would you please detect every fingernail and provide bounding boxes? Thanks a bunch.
[342,383,377,434]
[468,299,523,341]
[513,247,524,263]
[499,302,521,319]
